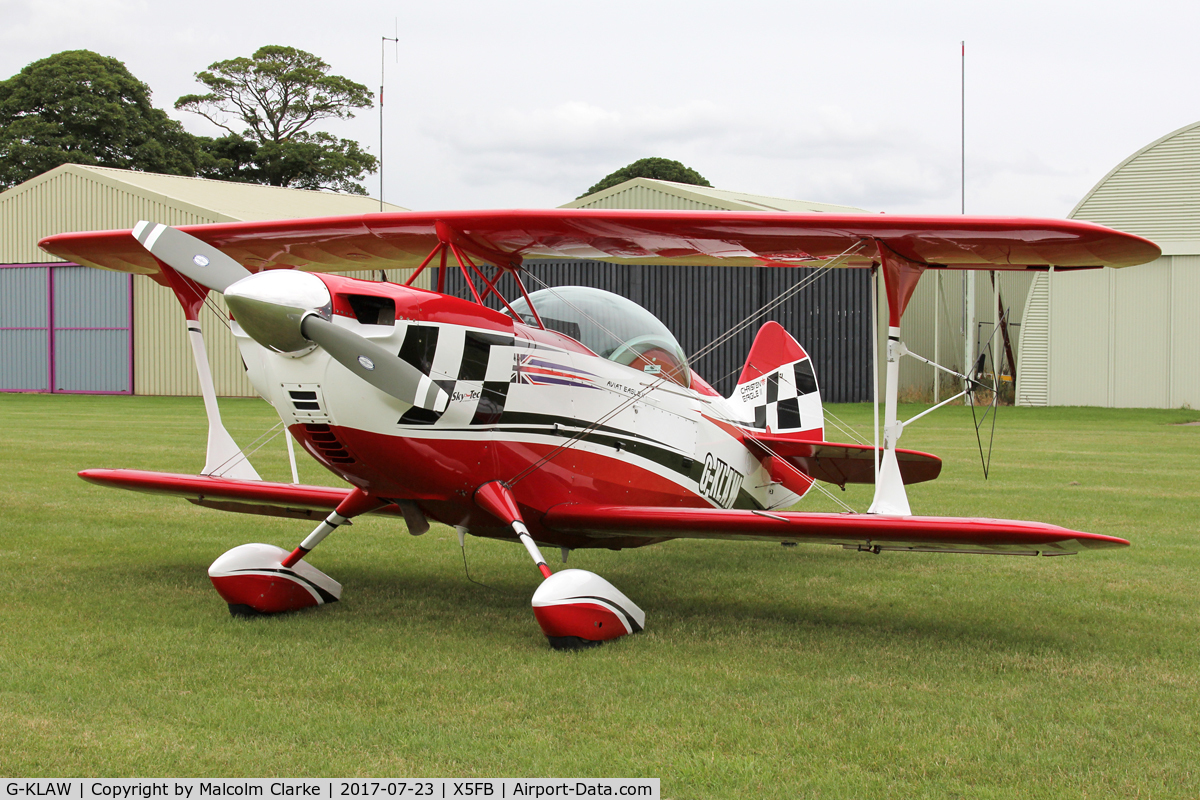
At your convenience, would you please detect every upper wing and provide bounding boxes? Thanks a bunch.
[39,209,1160,276]
[542,504,1128,556]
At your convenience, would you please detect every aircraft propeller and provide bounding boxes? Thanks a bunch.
[132,222,448,413]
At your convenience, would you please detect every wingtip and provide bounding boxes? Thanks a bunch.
[1078,534,1132,549]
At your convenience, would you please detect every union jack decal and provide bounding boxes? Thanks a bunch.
[512,355,599,390]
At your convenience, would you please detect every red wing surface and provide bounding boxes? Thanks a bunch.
[78,469,408,521]
[543,504,1128,556]
[41,209,1160,276]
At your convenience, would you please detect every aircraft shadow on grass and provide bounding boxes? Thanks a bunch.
[129,557,1094,654]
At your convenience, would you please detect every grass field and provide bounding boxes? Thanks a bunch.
[1,393,1198,797]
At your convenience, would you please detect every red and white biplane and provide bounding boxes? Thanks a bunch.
[40,209,1159,648]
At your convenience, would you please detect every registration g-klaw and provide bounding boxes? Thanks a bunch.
[40,208,1159,649]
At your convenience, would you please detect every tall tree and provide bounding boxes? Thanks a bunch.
[580,157,712,198]
[0,50,201,190]
[177,46,377,194]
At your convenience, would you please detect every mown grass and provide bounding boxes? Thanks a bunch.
[1,394,1198,797]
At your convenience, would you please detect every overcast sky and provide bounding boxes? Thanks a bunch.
[3,0,1196,217]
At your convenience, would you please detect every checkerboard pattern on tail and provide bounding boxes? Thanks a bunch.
[727,321,824,435]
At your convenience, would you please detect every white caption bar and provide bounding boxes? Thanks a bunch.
[2,780,659,800]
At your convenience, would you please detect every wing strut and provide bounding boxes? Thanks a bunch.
[867,244,1017,514]
[153,260,260,481]
[404,224,546,329]
[867,245,926,515]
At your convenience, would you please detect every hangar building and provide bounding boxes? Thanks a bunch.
[15,159,1179,408]
[0,164,406,396]
[4,167,876,402]
[542,179,875,401]
[1015,122,1200,408]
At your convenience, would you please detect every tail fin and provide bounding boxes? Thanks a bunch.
[728,321,823,436]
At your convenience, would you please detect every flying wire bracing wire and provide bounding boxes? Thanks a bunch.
[967,304,1008,479]
[506,243,869,492]
[206,420,286,477]
[822,407,871,446]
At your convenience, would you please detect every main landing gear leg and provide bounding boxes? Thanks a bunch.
[473,481,645,650]
[208,488,386,616]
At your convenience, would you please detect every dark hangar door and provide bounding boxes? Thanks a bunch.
[443,261,872,402]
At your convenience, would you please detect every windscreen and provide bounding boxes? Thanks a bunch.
[508,286,691,388]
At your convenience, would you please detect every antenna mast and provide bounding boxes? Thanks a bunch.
[961,40,977,405]
[380,21,399,212]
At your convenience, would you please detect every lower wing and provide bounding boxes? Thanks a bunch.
[78,469,404,521]
[542,504,1128,556]
[82,470,1129,555]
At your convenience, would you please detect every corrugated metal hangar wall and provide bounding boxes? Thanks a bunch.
[559,180,873,401]
[889,270,1033,403]
[0,263,131,393]
[446,262,872,402]
[1015,121,1200,409]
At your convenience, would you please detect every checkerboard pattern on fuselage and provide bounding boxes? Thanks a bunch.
[395,323,521,427]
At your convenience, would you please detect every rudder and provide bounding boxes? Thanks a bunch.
[728,321,823,436]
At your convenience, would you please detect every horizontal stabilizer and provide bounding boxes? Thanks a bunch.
[78,469,410,521]
[543,504,1127,556]
[744,434,942,487]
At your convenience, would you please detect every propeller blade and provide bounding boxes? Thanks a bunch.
[132,221,251,293]
[134,233,447,414]
[299,315,449,413]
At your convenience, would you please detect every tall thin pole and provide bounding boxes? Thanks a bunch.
[380,23,399,212]
[938,40,963,407]
[962,40,976,404]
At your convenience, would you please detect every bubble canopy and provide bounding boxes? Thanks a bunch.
[508,287,691,388]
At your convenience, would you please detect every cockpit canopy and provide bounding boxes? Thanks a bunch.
[508,287,691,388]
